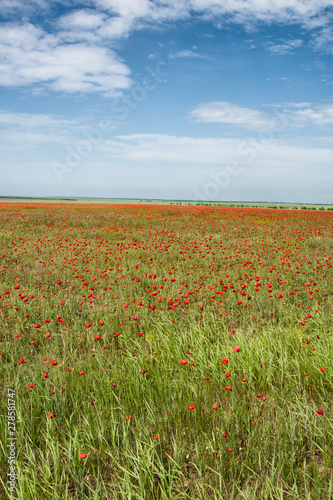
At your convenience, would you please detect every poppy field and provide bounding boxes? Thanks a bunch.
[1,202,333,499]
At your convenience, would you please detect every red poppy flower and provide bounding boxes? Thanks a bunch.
[225,372,231,377]
[232,346,240,352]
[212,404,217,409]
[34,324,41,328]
[317,409,323,415]
[320,367,325,372]
[223,432,229,437]
[221,358,228,365]
[43,373,48,378]
[79,453,87,459]
[94,335,101,340]
[99,321,104,325]
[28,383,34,388]
[18,358,25,364]
[188,404,195,410]
[126,415,132,419]
[48,413,54,418]
[180,359,187,365]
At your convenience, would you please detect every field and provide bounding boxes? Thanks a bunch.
[1,202,333,499]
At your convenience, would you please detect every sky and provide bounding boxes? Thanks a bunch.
[0,0,333,203]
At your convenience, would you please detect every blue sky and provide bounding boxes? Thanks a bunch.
[1,0,333,203]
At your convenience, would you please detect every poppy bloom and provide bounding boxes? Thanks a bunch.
[33,324,41,328]
[79,453,87,459]
[188,404,195,410]
[212,404,217,409]
[94,335,101,340]
[232,346,240,352]
[257,393,261,398]
[48,413,54,418]
[79,370,84,375]
[140,370,146,374]
[225,372,231,377]
[28,383,34,388]
[317,409,323,415]
[126,415,132,419]
[45,319,51,323]
[99,321,104,325]
[320,367,325,372]
[112,382,117,387]
[221,358,228,365]
[43,373,48,378]
[18,358,25,364]
[180,359,187,365]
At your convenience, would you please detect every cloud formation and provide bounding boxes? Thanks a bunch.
[0,22,132,95]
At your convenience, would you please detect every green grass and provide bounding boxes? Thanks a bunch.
[0,203,333,499]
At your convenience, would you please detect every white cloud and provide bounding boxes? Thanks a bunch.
[312,26,333,53]
[169,49,212,59]
[0,23,132,95]
[57,10,107,30]
[190,101,333,130]
[189,102,271,130]
[283,102,333,126]
[266,38,303,55]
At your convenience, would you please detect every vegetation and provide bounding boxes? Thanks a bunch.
[1,202,333,499]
